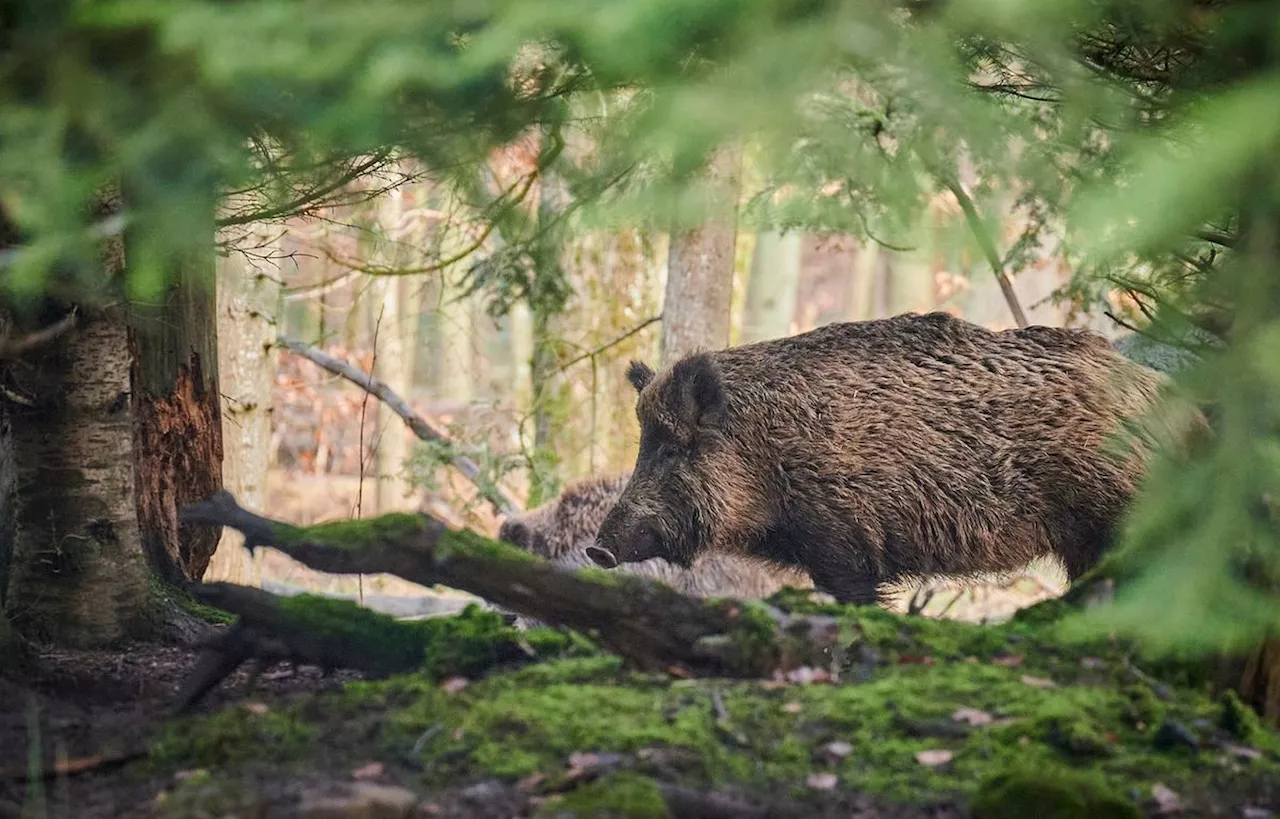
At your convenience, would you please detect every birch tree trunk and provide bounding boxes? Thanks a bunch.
[660,146,742,366]
[206,229,282,583]
[5,188,152,645]
[741,229,802,343]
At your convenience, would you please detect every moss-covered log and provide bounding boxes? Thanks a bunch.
[179,491,842,678]
[170,586,569,713]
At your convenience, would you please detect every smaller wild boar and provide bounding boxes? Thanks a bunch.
[498,474,811,599]
[586,311,1187,605]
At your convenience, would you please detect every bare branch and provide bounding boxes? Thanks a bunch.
[940,176,1029,328]
[276,335,522,516]
[0,308,78,359]
[553,315,663,376]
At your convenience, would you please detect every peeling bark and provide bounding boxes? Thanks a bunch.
[129,213,224,583]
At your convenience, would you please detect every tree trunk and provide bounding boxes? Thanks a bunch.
[661,146,742,366]
[206,231,282,583]
[5,188,154,646]
[741,229,802,343]
[374,274,420,513]
[129,201,224,584]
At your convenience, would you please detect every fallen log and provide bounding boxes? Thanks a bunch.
[169,583,562,713]
[179,492,844,679]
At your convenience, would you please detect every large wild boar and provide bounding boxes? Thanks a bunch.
[586,311,1183,605]
[499,474,811,599]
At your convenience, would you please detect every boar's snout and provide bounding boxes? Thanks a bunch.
[498,519,530,550]
[585,545,619,568]
[589,522,663,570]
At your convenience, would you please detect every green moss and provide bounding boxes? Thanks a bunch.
[1035,705,1115,758]
[1220,689,1265,745]
[154,772,264,819]
[145,595,1280,811]
[969,763,1142,819]
[149,707,315,768]
[534,772,670,818]
[434,527,543,565]
[273,598,583,679]
[147,575,235,625]
[272,513,427,550]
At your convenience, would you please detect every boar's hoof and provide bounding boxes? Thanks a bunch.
[585,545,619,569]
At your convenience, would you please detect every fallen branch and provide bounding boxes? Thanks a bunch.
[170,583,541,713]
[277,335,521,516]
[180,492,843,679]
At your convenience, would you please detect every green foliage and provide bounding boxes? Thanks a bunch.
[4,0,1280,661]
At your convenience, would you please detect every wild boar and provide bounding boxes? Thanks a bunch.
[586,311,1184,605]
[498,473,811,599]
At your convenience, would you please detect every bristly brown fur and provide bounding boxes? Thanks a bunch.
[498,474,811,599]
[594,311,1200,606]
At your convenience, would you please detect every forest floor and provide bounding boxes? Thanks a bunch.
[2,590,1279,819]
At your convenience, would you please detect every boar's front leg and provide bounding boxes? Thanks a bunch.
[809,570,884,607]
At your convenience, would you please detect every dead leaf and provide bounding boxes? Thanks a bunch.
[807,772,838,790]
[516,773,547,793]
[823,741,854,760]
[1151,783,1181,814]
[783,702,804,714]
[440,677,470,695]
[786,666,832,685]
[567,752,599,770]
[993,655,1024,667]
[1223,744,1263,761]
[351,762,384,780]
[1019,675,1057,689]
[897,655,935,666]
[914,749,954,767]
[951,708,993,727]
[241,702,270,715]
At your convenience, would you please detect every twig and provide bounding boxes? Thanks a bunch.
[277,335,521,516]
[934,588,965,619]
[906,587,936,616]
[553,316,662,376]
[0,309,77,359]
[1195,228,1236,249]
[940,176,1029,328]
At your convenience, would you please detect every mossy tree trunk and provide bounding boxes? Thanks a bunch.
[661,145,742,367]
[5,187,153,646]
[128,196,224,585]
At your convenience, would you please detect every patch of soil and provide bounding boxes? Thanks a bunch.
[0,633,363,818]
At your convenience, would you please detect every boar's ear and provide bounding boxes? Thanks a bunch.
[671,354,726,432]
[626,360,656,394]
